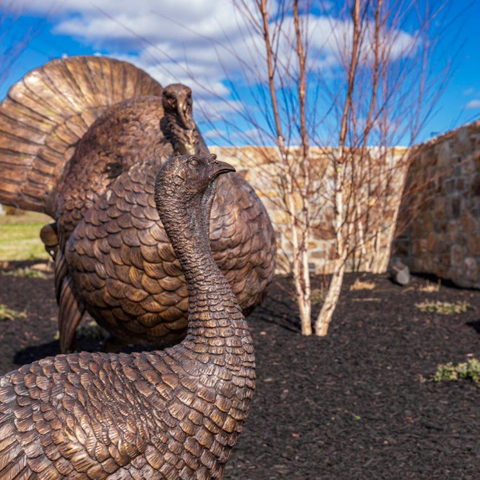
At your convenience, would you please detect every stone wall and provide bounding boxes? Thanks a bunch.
[212,146,409,274]
[3,122,478,283]
[395,121,480,288]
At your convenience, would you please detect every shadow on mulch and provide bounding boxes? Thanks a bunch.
[1,261,480,479]
[14,340,61,367]
[466,320,480,335]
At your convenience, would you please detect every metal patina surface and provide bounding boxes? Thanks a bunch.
[0,56,276,352]
[0,154,256,479]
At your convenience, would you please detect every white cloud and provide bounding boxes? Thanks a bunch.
[28,0,251,46]
[112,51,231,98]
[21,0,418,126]
[466,99,480,110]
[202,129,227,140]
[196,99,246,120]
[26,1,257,99]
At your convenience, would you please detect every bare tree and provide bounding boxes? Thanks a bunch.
[113,0,453,335]
[194,0,450,336]
[313,0,451,335]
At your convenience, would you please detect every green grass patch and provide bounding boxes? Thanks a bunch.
[415,300,472,315]
[1,267,49,279]
[0,212,51,261]
[434,358,480,386]
[0,303,25,321]
[310,288,326,305]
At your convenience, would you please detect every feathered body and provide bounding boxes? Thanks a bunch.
[56,96,171,241]
[0,154,256,479]
[0,57,276,352]
[66,161,272,347]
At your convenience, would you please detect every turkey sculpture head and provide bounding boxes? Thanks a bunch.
[161,83,208,155]
[163,84,194,129]
[156,154,235,235]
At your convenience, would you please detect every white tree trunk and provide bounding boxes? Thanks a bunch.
[287,191,312,336]
[314,249,347,336]
[297,247,312,336]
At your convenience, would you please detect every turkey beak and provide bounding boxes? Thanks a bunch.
[210,161,235,179]
[177,99,194,130]
[177,108,189,129]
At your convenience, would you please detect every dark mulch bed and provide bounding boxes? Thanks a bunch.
[1,260,480,479]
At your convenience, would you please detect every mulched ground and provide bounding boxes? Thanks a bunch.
[1,260,480,479]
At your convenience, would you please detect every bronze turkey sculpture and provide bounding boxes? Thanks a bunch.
[0,56,276,352]
[0,154,256,479]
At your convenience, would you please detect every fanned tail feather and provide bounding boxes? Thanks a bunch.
[0,56,163,216]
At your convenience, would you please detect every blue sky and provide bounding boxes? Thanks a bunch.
[1,0,479,146]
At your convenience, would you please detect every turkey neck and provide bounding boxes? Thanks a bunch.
[159,179,251,346]
[163,113,209,156]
